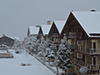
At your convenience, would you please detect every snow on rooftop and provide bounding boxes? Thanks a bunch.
[72,11,100,37]
[90,36,100,38]
[54,20,66,34]
[41,23,52,35]
[0,34,14,40]
[29,26,40,35]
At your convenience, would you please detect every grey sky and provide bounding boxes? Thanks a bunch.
[0,0,100,40]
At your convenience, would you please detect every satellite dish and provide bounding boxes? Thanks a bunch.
[79,66,88,74]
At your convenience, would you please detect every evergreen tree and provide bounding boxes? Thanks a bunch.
[14,38,21,50]
[38,36,47,56]
[44,39,50,57]
[57,35,73,74]
[14,38,22,53]
[46,43,57,64]
[23,36,39,53]
[48,44,57,59]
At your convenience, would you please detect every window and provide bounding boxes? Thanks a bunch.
[82,32,85,37]
[83,41,85,47]
[82,55,85,62]
[78,53,82,58]
[93,57,96,67]
[93,42,96,52]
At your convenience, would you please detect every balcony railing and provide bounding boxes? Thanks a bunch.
[68,32,76,38]
[75,59,100,70]
[75,46,100,55]
[52,33,59,38]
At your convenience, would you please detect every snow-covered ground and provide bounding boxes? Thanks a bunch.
[0,49,55,75]
[34,55,64,74]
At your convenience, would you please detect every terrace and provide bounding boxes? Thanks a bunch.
[75,46,100,55]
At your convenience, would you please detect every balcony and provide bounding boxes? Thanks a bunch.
[75,46,100,55]
[75,59,100,71]
[68,32,76,38]
[52,33,59,38]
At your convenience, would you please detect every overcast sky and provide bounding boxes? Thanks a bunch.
[0,0,100,40]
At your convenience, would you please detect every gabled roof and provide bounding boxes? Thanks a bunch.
[29,26,40,35]
[0,34,14,40]
[41,23,52,35]
[54,20,66,34]
[72,11,100,37]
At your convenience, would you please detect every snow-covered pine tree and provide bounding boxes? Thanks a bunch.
[47,43,57,64]
[23,36,39,53]
[45,39,50,56]
[38,36,46,56]
[34,39,40,54]
[14,38,21,53]
[57,34,73,74]
[45,47,51,57]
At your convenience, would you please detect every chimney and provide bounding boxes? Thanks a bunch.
[35,24,40,27]
[47,19,51,25]
[2,34,5,37]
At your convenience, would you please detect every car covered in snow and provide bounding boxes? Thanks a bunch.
[0,44,13,58]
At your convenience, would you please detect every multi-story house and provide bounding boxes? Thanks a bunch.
[0,34,14,47]
[61,10,100,74]
[27,20,65,43]
[27,25,43,39]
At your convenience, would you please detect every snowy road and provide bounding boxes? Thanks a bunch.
[0,49,55,75]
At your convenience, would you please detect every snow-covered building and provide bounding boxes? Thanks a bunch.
[0,34,14,47]
[41,20,65,43]
[27,25,43,39]
[27,20,66,43]
[53,20,66,42]
[25,10,100,74]
[40,21,52,40]
[61,10,100,74]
